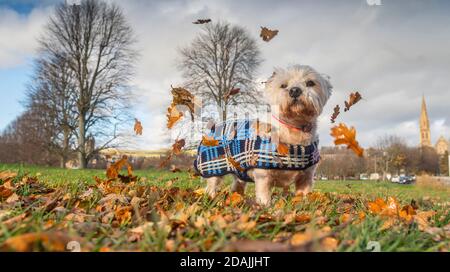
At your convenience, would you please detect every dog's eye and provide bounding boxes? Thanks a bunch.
[280,84,287,89]
[306,80,315,87]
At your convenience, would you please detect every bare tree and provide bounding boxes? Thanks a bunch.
[179,22,263,121]
[26,55,78,168]
[0,109,59,166]
[39,0,136,168]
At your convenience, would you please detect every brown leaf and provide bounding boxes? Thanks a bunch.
[166,104,184,129]
[193,19,211,24]
[344,91,362,112]
[227,157,244,172]
[106,155,135,181]
[0,171,17,182]
[330,105,340,123]
[260,27,278,42]
[201,135,219,147]
[0,231,80,252]
[134,118,143,135]
[277,143,289,156]
[330,123,364,157]
[170,86,195,121]
[172,138,186,155]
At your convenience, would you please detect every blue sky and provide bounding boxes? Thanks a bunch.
[1,0,449,149]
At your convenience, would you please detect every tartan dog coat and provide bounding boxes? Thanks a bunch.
[194,119,321,182]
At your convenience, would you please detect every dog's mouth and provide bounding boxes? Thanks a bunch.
[287,97,317,117]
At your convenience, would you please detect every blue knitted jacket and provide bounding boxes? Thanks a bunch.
[194,119,320,182]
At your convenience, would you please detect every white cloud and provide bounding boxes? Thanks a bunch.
[0,7,52,69]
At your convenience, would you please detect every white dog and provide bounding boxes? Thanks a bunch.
[194,65,332,205]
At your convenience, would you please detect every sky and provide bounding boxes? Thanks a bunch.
[0,0,449,150]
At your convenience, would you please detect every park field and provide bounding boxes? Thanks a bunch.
[0,163,449,252]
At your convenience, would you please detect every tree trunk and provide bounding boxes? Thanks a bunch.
[60,127,70,169]
[78,114,87,169]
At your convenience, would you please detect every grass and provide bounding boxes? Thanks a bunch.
[0,163,449,252]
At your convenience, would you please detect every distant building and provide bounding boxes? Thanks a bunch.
[420,96,432,147]
[420,96,449,155]
[436,136,449,156]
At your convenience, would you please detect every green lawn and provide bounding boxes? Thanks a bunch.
[0,163,449,252]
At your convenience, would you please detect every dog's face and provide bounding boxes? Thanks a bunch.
[265,65,332,121]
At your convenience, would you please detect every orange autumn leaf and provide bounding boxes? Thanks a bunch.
[399,205,417,222]
[225,192,244,206]
[227,157,244,172]
[295,213,311,224]
[201,135,219,147]
[134,118,143,135]
[368,197,387,214]
[344,91,362,112]
[260,27,278,42]
[0,231,77,252]
[166,104,184,129]
[277,143,289,156]
[106,155,133,180]
[330,123,364,157]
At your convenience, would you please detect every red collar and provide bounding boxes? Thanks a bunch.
[272,115,313,132]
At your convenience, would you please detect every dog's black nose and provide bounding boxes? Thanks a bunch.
[289,87,302,98]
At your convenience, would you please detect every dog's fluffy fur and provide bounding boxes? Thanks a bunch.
[204,65,332,205]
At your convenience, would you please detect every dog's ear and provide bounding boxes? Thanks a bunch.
[321,74,333,94]
[268,71,276,82]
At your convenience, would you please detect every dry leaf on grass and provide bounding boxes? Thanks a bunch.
[344,91,362,112]
[330,123,364,157]
[0,171,17,181]
[0,231,82,252]
[330,105,340,123]
[106,155,136,182]
[133,118,143,135]
[260,27,278,42]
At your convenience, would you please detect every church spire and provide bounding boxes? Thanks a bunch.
[420,95,431,147]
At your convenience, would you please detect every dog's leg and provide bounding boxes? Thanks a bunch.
[255,178,272,206]
[205,176,223,198]
[295,165,317,196]
[231,177,247,195]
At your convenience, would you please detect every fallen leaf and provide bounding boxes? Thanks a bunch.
[227,157,244,172]
[170,86,195,121]
[260,27,278,42]
[344,91,362,112]
[330,123,364,157]
[193,19,211,24]
[0,231,79,252]
[166,104,184,129]
[0,171,17,182]
[134,118,143,135]
[172,139,186,155]
[330,105,340,123]
[277,143,289,156]
[201,135,219,147]
[225,192,244,206]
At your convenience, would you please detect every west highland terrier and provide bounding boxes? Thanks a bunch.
[194,65,333,205]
